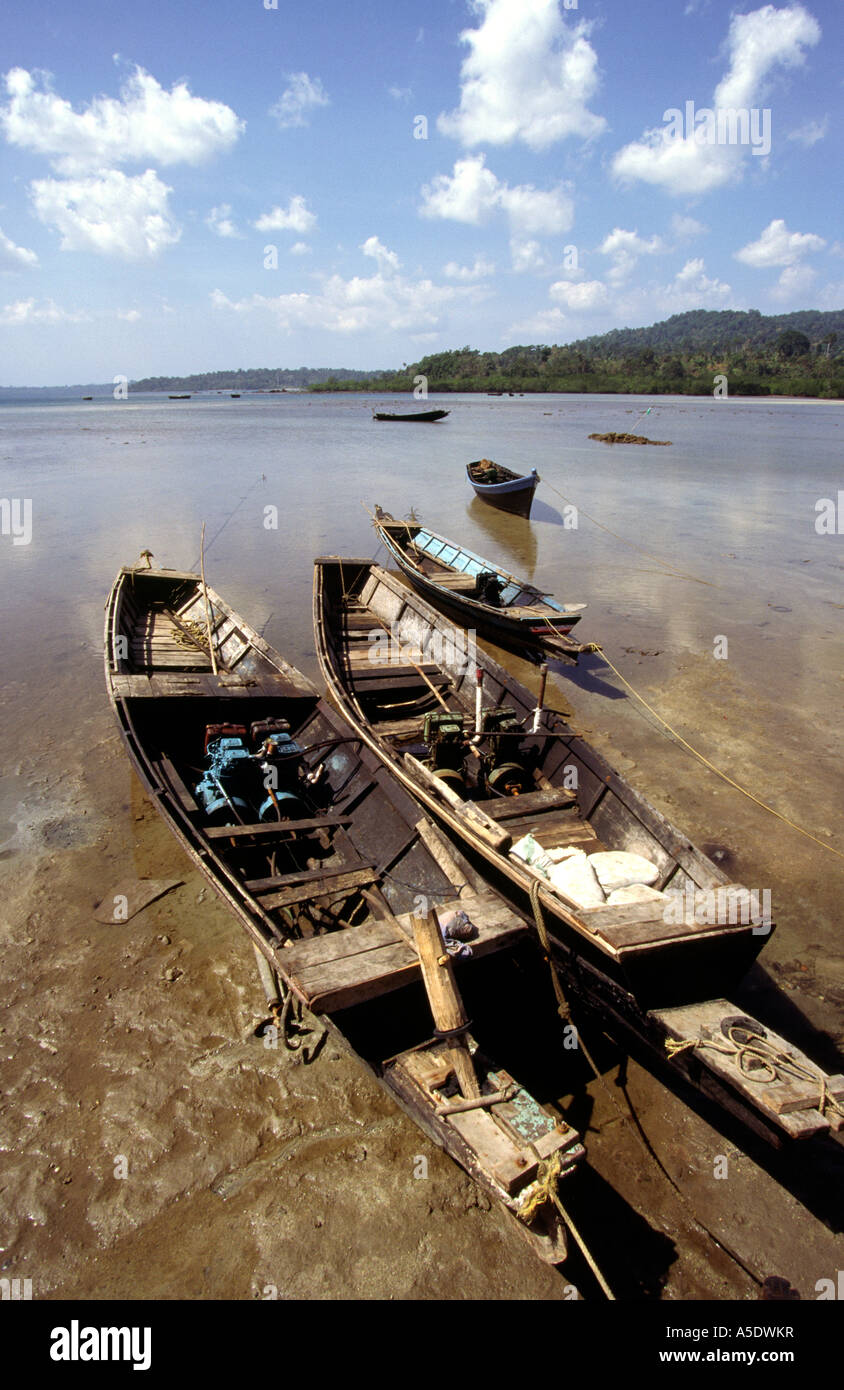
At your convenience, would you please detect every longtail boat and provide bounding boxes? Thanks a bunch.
[372,507,592,665]
[372,408,449,422]
[104,561,587,1261]
[467,459,539,517]
[313,556,844,1146]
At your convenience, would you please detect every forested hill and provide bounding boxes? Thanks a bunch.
[124,307,844,399]
[128,365,385,392]
[309,307,843,398]
[566,308,844,356]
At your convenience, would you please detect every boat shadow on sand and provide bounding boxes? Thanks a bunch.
[547,650,626,700]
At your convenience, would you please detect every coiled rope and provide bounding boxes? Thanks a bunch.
[665,1023,844,1123]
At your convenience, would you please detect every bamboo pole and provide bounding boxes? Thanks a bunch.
[410,908,479,1100]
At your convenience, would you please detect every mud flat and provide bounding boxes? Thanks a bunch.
[0,631,840,1302]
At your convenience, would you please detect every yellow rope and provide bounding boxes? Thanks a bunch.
[519,1156,616,1300]
[598,650,844,861]
[665,1024,843,1121]
[540,477,720,588]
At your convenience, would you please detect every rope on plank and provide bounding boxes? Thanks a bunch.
[665,1024,844,1123]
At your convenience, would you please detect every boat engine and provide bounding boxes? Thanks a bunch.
[422,710,466,795]
[481,707,532,796]
[475,571,505,607]
[194,719,307,825]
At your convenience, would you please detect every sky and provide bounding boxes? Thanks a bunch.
[0,0,841,385]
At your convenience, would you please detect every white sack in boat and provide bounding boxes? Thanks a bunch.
[546,845,584,864]
[605,883,668,905]
[510,832,553,877]
[548,851,605,908]
[588,851,660,893]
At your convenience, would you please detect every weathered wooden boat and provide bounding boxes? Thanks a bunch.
[467,459,539,517]
[372,507,592,665]
[104,561,587,1260]
[314,557,844,1146]
[169,394,191,400]
[372,408,449,422]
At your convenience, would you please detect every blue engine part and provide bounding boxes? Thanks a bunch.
[194,731,307,825]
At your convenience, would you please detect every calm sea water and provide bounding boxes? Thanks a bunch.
[0,389,842,854]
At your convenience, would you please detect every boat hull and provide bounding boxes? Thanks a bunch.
[373,511,587,665]
[104,562,582,1261]
[373,409,449,422]
[467,465,539,517]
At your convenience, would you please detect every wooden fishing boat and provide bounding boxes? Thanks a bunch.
[104,561,587,1260]
[372,507,591,665]
[314,557,844,1146]
[467,459,539,517]
[372,408,449,422]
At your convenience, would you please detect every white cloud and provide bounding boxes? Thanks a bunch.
[420,155,573,235]
[671,214,706,239]
[519,255,733,335]
[0,227,38,270]
[770,263,817,300]
[31,169,180,259]
[117,308,141,321]
[735,218,825,267]
[655,257,732,311]
[509,240,547,273]
[0,296,86,325]
[599,227,664,282]
[290,241,311,255]
[1,65,243,175]
[254,195,317,235]
[210,262,474,335]
[388,86,412,103]
[612,4,821,195]
[361,235,400,272]
[787,117,828,147]
[270,73,329,129]
[443,256,496,281]
[549,278,609,310]
[437,0,605,149]
[206,203,241,238]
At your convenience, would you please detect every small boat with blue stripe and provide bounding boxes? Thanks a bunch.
[372,507,592,664]
[467,459,539,517]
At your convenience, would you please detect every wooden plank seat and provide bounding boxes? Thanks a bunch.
[110,672,308,699]
[280,889,528,1012]
[254,865,377,912]
[580,883,768,950]
[208,815,353,840]
[350,669,451,697]
[427,571,478,593]
[476,788,578,819]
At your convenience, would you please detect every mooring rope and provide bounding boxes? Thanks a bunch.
[597,649,844,861]
[540,476,719,588]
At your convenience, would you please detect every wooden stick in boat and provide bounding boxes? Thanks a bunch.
[410,908,480,1100]
[531,662,548,733]
[435,1087,516,1116]
[366,612,452,714]
[199,522,218,676]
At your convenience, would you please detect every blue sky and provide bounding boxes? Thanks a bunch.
[1,0,841,384]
